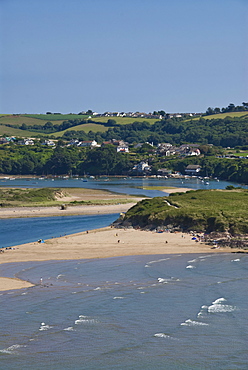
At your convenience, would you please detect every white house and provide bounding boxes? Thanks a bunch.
[18,138,34,145]
[42,139,55,146]
[133,161,151,174]
[78,140,99,148]
[117,144,129,153]
[185,165,201,175]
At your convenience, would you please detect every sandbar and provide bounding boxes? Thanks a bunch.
[0,277,34,291]
[0,225,241,292]
[0,202,138,219]
[162,187,193,193]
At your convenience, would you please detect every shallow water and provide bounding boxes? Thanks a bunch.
[1,176,247,198]
[0,253,248,369]
[0,213,119,249]
[0,177,248,368]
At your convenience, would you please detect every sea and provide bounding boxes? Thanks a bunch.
[0,177,248,369]
[0,252,248,369]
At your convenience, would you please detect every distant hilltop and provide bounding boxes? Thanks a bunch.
[8,101,247,118]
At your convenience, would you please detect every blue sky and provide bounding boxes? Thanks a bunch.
[0,0,247,113]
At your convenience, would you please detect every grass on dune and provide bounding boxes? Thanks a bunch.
[0,187,137,207]
[123,189,248,234]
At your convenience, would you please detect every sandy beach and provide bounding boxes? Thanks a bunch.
[0,225,241,291]
[0,188,242,291]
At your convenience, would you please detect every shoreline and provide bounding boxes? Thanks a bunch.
[0,225,244,292]
[0,187,192,219]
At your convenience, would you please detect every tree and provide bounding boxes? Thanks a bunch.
[44,121,53,131]
[158,110,166,116]
[44,147,73,175]
[20,123,27,130]
[206,107,214,115]
[227,103,235,112]
[106,119,117,126]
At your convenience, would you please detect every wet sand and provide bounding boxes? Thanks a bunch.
[0,226,239,291]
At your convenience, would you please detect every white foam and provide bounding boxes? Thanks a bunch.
[212,297,226,305]
[154,333,171,338]
[56,274,65,279]
[157,278,168,283]
[188,259,197,263]
[75,315,99,325]
[113,296,125,299]
[39,322,53,331]
[154,333,179,341]
[0,344,26,354]
[146,258,170,265]
[181,319,209,326]
[157,277,180,283]
[208,297,236,313]
[63,326,74,331]
[208,304,236,313]
[231,259,240,262]
[186,265,195,269]
[197,305,209,317]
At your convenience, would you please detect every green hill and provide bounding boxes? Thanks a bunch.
[0,125,36,137]
[23,114,88,121]
[50,123,108,136]
[120,189,248,235]
[0,114,158,138]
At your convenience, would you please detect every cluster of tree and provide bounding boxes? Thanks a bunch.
[205,102,248,115]
[163,156,248,184]
[0,145,132,176]
[66,116,248,148]
[0,143,247,184]
[5,112,248,149]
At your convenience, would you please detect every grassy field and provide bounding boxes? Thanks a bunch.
[92,116,158,125]
[0,187,138,207]
[122,189,248,235]
[186,111,248,121]
[0,114,157,137]
[0,115,64,126]
[23,114,88,121]
[0,125,36,137]
[50,123,108,137]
